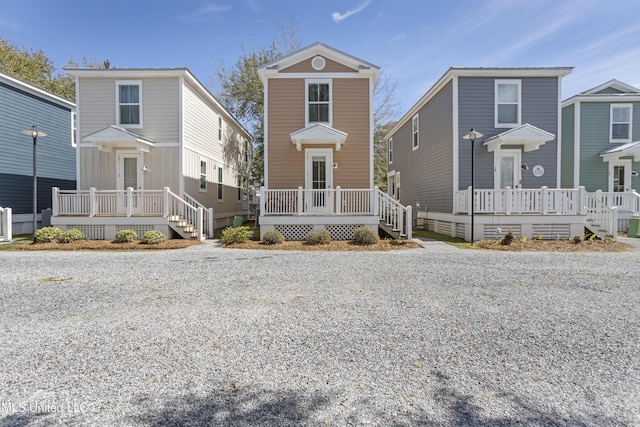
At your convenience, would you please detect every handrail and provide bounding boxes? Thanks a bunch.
[183,192,214,238]
[584,193,618,239]
[166,189,204,241]
[454,186,584,215]
[376,187,412,239]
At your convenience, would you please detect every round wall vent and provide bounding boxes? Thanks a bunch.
[311,56,326,71]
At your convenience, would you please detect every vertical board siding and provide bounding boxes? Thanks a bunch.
[458,76,560,190]
[560,104,575,188]
[0,82,75,181]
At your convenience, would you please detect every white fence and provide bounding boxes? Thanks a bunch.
[52,187,212,240]
[0,206,12,242]
[590,190,640,213]
[260,186,412,239]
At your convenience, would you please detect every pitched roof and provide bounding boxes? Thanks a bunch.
[562,79,640,106]
[0,70,75,108]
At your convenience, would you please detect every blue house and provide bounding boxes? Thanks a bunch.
[0,71,76,237]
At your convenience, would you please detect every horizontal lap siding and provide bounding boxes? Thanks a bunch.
[183,81,223,159]
[0,82,75,181]
[267,79,306,188]
[561,104,575,188]
[0,173,74,214]
[579,103,609,191]
[281,56,357,73]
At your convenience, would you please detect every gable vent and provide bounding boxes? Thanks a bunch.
[311,56,326,71]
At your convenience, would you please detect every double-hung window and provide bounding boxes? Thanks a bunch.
[495,80,521,128]
[199,159,207,192]
[306,79,331,126]
[217,166,223,200]
[610,104,632,142]
[388,137,393,164]
[412,115,419,150]
[116,81,142,128]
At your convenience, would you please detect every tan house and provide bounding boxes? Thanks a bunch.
[257,42,411,240]
[51,68,251,240]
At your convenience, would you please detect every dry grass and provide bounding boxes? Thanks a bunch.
[16,239,201,251]
[474,238,630,252]
[224,239,421,251]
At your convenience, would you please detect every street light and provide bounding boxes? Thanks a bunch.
[21,125,47,242]
[462,129,483,244]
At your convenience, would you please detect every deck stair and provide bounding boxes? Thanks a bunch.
[376,189,412,240]
[169,215,201,240]
[584,193,618,239]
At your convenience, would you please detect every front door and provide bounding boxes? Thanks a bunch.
[495,150,521,189]
[609,160,632,192]
[117,151,143,213]
[305,149,333,214]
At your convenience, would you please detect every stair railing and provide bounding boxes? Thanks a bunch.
[183,192,214,238]
[376,187,412,239]
[165,188,204,241]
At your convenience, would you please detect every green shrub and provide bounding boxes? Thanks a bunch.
[58,229,85,243]
[221,226,253,244]
[141,230,166,245]
[305,229,331,245]
[35,227,63,243]
[114,229,138,243]
[353,227,378,245]
[263,230,285,245]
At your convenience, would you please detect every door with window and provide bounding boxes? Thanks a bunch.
[495,150,521,189]
[609,160,632,193]
[117,152,143,213]
[305,149,333,214]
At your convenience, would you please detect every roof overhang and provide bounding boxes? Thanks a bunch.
[483,123,555,152]
[82,125,155,153]
[289,123,348,151]
[600,140,640,162]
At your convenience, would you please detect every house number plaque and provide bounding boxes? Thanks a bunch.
[532,165,544,177]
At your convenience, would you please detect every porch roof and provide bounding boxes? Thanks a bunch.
[82,125,155,153]
[289,123,348,151]
[483,123,555,152]
[600,140,640,161]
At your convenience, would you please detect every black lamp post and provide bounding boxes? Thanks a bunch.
[21,125,47,242]
[463,129,482,244]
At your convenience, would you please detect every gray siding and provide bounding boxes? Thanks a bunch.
[560,104,575,187]
[0,173,74,214]
[458,76,560,189]
[0,82,75,181]
[388,81,454,213]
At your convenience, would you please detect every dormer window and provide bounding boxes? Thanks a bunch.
[306,79,331,126]
[116,81,142,128]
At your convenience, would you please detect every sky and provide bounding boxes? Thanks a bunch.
[2,0,640,121]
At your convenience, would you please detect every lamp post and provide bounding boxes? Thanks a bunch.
[21,125,47,242]
[463,129,482,244]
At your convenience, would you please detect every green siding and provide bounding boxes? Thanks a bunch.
[595,87,625,94]
[579,103,610,190]
[561,104,574,187]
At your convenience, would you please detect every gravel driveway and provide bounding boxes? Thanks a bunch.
[1,242,639,426]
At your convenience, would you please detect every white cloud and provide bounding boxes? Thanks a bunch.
[179,3,231,21]
[392,33,406,42]
[332,0,372,23]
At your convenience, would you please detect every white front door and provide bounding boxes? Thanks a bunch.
[117,151,143,213]
[305,149,333,214]
[495,150,521,189]
[609,159,632,192]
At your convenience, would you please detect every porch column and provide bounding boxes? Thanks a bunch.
[259,187,266,217]
[579,186,587,215]
[89,187,96,217]
[297,186,303,215]
[467,186,473,216]
[52,187,59,216]
[126,187,133,217]
[335,186,341,215]
[163,187,170,217]
[372,186,379,216]
[406,205,412,240]
[196,207,204,241]
[208,208,214,237]
[2,208,12,241]
[541,186,549,215]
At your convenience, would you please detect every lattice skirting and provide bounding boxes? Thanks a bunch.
[326,224,364,240]
[275,224,313,241]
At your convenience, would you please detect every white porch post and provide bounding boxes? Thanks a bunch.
[336,186,341,215]
[259,186,266,217]
[611,207,619,239]
[373,186,379,216]
[542,186,549,215]
[197,207,203,241]
[89,187,96,217]
[52,187,59,216]
[579,186,587,215]
[297,186,303,215]
[163,187,170,217]
[208,208,214,237]
[467,186,473,216]
[2,208,12,241]
[126,187,133,217]
[406,205,412,240]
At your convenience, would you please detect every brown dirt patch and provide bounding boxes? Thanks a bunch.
[17,239,201,251]
[223,239,421,251]
[474,238,630,252]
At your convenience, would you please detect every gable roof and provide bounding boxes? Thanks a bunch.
[600,140,640,161]
[82,124,155,153]
[289,123,348,151]
[386,67,572,140]
[483,123,555,152]
[0,71,75,109]
[257,42,380,81]
[562,79,640,106]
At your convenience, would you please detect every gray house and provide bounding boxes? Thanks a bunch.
[0,71,76,238]
[385,67,599,242]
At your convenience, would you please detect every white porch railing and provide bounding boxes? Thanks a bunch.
[52,187,208,240]
[590,190,640,213]
[584,193,618,238]
[0,206,12,242]
[183,192,214,238]
[259,186,412,239]
[454,186,587,215]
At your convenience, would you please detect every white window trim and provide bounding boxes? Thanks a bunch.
[305,78,332,127]
[388,137,393,164]
[71,111,77,147]
[116,80,143,129]
[610,103,633,143]
[412,115,419,150]
[495,79,521,129]
[199,158,207,193]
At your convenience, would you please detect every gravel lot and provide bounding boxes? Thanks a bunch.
[1,242,639,426]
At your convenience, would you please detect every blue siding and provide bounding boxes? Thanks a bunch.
[0,82,76,181]
[458,76,560,189]
[0,173,75,214]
